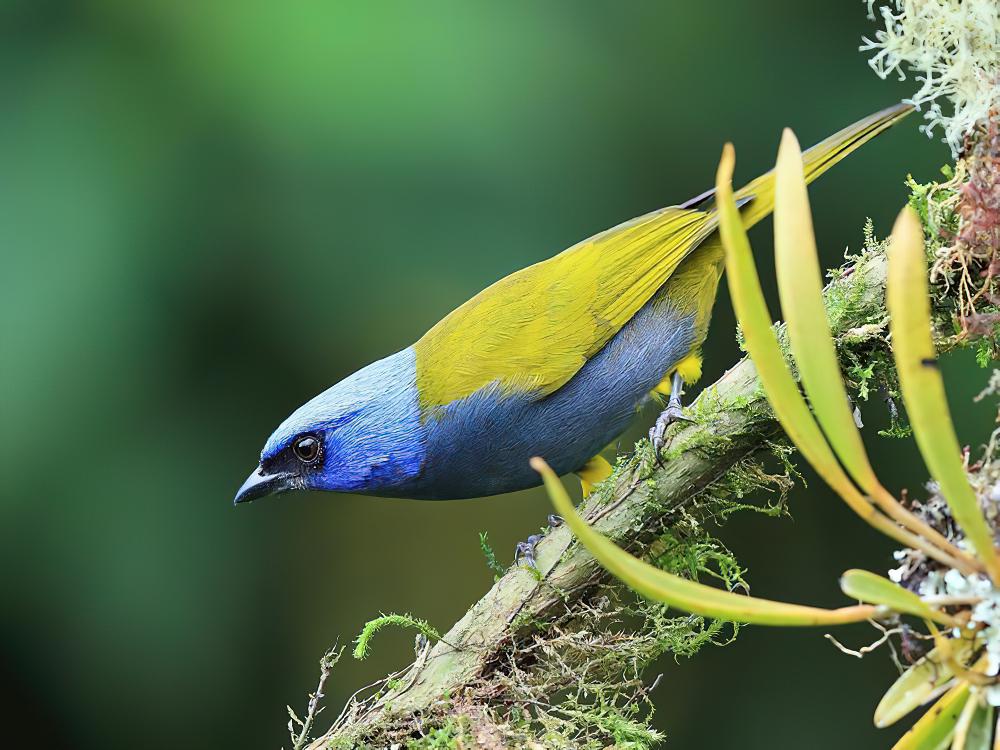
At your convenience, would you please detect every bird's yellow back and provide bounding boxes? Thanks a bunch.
[413,103,912,414]
[414,205,716,412]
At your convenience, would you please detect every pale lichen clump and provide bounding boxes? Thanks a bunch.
[861,0,1000,156]
[922,568,1000,701]
[887,430,1000,704]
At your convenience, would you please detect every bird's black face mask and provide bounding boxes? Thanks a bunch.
[233,433,324,505]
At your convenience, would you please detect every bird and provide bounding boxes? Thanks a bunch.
[235,103,911,511]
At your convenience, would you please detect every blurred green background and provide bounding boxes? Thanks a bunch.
[2,1,995,748]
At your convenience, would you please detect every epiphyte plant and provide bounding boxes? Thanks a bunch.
[535,126,1000,749]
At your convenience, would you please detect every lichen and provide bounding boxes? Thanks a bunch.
[877,392,1000,694]
[861,0,1000,156]
[861,1,1000,355]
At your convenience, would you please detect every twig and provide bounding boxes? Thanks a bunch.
[288,644,343,750]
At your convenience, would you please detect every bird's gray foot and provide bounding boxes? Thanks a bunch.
[514,534,545,569]
[649,400,692,457]
[514,517,564,569]
[649,371,693,459]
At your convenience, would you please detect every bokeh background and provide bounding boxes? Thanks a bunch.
[3,1,995,748]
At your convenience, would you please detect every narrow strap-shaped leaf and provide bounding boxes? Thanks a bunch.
[718,143,876,508]
[774,129,883,493]
[716,145,972,573]
[875,640,973,728]
[953,698,991,750]
[533,457,880,626]
[840,569,954,626]
[773,132,971,567]
[891,682,970,750]
[887,207,1000,583]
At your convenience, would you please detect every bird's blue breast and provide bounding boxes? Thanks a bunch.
[403,296,696,499]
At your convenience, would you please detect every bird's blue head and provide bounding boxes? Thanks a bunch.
[234,348,425,504]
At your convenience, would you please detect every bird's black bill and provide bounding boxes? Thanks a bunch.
[234,467,294,505]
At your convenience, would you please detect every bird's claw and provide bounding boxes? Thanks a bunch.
[649,401,692,461]
[513,517,563,571]
[515,534,545,569]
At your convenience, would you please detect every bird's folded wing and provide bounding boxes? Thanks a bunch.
[413,205,716,412]
[413,103,913,415]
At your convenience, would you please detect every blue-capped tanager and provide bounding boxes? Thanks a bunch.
[235,104,910,507]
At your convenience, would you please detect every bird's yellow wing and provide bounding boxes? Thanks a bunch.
[413,205,716,411]
[413,102,912,414]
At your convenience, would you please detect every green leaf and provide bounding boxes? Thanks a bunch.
[772,134,967,568]
[959,702,993,750]
[773,129,883,495]
[533,457,880,626]
[715,145,967,571]
[716,144,868,511]
[890,682,970,750]
[875,640,973,728]
[887,207,1000,583]
[952,695,990,750]
[840,569,954,625]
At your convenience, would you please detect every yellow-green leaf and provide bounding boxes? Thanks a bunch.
[891,682,970,750]
[773,129,882,495]
[887,207,1000,583]
[716,143,871,513]
[840,569,954,625]
[533,457,880,626]
[953,697,991,750]
[959,702,992,750]
[769,132,968,568]
[875,640,973,727]
[716,145,969,572]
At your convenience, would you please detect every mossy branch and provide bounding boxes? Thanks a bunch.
[306,248,894,749]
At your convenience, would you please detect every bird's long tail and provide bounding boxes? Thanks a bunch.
[733,102,913,229]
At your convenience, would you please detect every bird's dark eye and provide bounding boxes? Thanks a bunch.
[292,435,321,464]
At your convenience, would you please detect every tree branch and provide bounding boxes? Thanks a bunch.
[309,251,891,749]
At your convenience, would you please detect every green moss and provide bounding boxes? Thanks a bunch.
[907,171,960,243]
[655,422,736,465]
[846,361,877,401]
[406,717,471,749]
[545,695,665,750]
[634,519,749,659]
[477,531,504,581]
[977,340,994,368]
[906,169,999,360]
[353,613,440,661]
